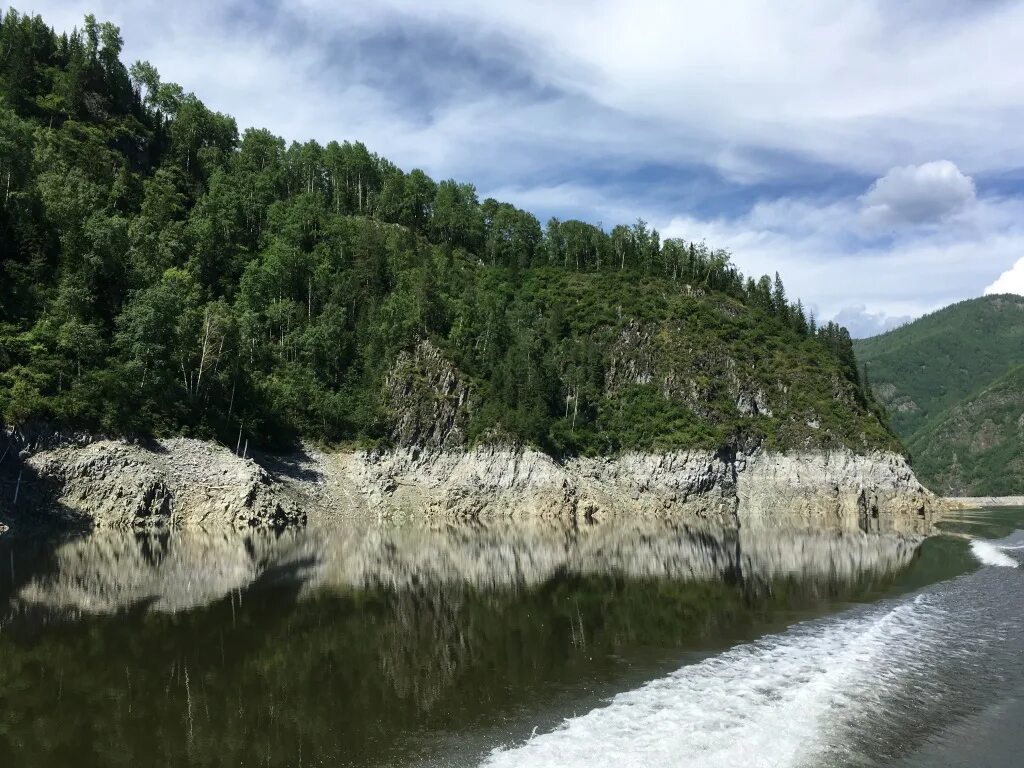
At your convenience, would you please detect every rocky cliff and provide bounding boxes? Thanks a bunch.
[333,445,937,533]
[1,434,304,532]
[1,433,939,534]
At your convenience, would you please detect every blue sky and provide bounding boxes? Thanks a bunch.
[26,0,1024,335]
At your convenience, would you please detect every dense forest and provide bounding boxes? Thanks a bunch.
[0,9,894,455]
[855,294,1024,493]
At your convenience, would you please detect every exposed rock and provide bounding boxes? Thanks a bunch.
[8,438,303,531]
[5,437,940,535]
[604,319,778,421]
[737,451,935,534]
[383,340,471,448]
[298,445,939,534]
[605,321,656,391]
[946,495,1024,509]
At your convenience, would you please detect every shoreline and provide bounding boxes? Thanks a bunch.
[945,496,1024,509]
[0,434,942,536]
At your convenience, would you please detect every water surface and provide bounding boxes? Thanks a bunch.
[0,512,1014,767]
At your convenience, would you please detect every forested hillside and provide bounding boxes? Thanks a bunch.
[0,9,894,456]
[854,295,1024,494]
[909,364,1024,496]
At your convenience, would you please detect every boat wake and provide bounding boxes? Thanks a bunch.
[970,540,1020,568]
[482,534,1024,768]
[481,595,937,768]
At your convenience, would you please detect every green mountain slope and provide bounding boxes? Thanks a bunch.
[0,8,896,456]
[908,364,1024,495]
[854,294,1024,493]
[854,295,1024,436]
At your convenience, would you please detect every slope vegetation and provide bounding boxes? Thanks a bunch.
[854,295,1024,493]
[909,364,1024,496]
[0,9,894,457]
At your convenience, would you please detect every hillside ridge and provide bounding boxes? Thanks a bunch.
[854,294,1024,494]
[1,8,894,465]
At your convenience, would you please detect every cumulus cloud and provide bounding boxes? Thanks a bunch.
[661,180,1024,327]
[985,257,1024,296]
[860,161,976,227]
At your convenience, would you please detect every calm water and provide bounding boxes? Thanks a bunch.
[0,510,1018,767]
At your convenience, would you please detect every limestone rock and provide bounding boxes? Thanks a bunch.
[15,438,303,531]
[7,434,941,535]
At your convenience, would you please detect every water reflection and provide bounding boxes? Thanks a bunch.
[0,519,930,768]
[8,520,922,617]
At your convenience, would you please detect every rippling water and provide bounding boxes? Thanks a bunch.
[0,512,1017,767]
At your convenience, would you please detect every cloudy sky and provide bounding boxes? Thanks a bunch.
[25,0,1024,335]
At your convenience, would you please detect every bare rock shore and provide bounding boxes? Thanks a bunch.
[0,434,941,534]
[2,437,304,531]
[946,496,1024,509]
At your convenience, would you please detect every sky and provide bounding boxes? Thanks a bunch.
[20,0,1024,336]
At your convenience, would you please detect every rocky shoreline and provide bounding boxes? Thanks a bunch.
[946,496,1024,509]
[0,432,941,535]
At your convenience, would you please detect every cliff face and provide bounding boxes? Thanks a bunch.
[1,436,938,534]
[337,445,937,534]
[737,451,935,533]
[2,436,304,532]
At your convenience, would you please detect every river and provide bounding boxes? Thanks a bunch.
[0,509,1018,767]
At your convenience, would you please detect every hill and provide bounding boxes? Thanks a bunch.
[854,295,1024,493]
[907,363,1024,495]
[0,8,896,458]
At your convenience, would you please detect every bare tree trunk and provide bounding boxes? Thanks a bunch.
[195,312,212,396]
[571,386,579,431]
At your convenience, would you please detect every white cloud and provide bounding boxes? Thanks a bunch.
[662,165,1024,325]
[24,1,1024,329]
[37,0,1024,184]
[833,305,912,339]
[294,0,1024,177]
[985,257,1024,296]
[860,161,975,227]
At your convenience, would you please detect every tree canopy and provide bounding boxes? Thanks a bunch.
[0,8,893,455]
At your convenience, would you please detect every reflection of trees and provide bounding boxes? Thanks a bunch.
[0,520,922,766]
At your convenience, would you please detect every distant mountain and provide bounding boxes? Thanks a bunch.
[854,294,1024,494]
[909,364,1024,495]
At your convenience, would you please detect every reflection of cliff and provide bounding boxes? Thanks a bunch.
[0,521,926,768]
[13,520,921,616]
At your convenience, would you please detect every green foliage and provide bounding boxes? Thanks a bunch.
[0,8,893,456]
[905,366,1024,499]
[854,295,1024,438]
[908,364,1024,496]
[854,295,1024,493]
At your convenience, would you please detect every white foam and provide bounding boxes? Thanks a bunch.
[970,540,1019,568]
[481,598,932,768]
